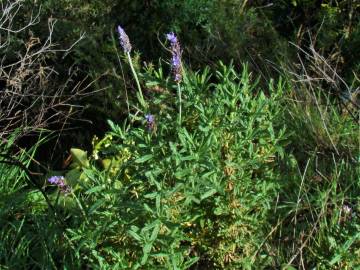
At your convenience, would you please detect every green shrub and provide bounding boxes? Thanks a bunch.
[56,63,287,269]
[1,61,358,269]
[1,2,359,268]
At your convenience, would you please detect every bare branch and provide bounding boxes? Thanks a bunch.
[0,0,96,141]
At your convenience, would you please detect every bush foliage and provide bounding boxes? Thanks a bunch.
[1,62,359,268]
[0,0,359,269]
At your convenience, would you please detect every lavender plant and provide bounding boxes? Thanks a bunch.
[117,25,132,53]
[2,63,358,270]
[48,176,71,194]
[145,114,156,133]
[1,3,359,270]
[166,32,183,125]
[166,32,182,83]
[117,25,146,109]
[61,64,289,269]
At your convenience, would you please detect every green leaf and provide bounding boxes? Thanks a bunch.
[143,243,152,255]
[200,188,217,200]
[184,257,200,268]
[88,199,105,214]
[141,250,150,265]
[85,186,105,195]
[70,148,90,168]
[150,222,160,242]
[180,155,197,161]
[143,203,154,214]
[135,154,153,163]
[65,168,82,186]
[174,169,191,179]
[152,253,169,258]
[156,195,161,214]
[128,230,142,242]
[214,207,223,215]
[144,192,158,199]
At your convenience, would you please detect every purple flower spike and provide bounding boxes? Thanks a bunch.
[117,25,132,53]
[166,32,177,44]
[166,32,182,83]
[48,175,71,195]
[48,176,64,185]
[145,114,154,123]
[145,114,156,132]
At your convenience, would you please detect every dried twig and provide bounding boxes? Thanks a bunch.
[0,0,95,141]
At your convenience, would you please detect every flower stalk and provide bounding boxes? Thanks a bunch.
[126,52,146,108]
[117,25,146,109]
[166,32,183,125]
[177,83,182,125]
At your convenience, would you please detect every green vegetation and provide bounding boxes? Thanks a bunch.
[1,0,359,269]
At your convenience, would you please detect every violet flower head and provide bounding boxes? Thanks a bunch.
[48,176,64,185]
[145,114,155,131]
[48,176,71,195]
[166,32,177,44]
[117,25,132,53]
[166,32,182,83]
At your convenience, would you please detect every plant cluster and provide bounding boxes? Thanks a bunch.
[57,61,287,268]
[0,1,359,269]
[1,54,358,268]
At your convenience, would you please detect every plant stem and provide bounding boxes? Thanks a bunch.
[127,52,146,109]
[177,83,182,125]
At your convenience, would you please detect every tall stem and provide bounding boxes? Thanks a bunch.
[127,52,146,109]
[177,83,182,125]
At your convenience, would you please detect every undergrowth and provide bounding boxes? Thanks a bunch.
[1,60,358,269]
